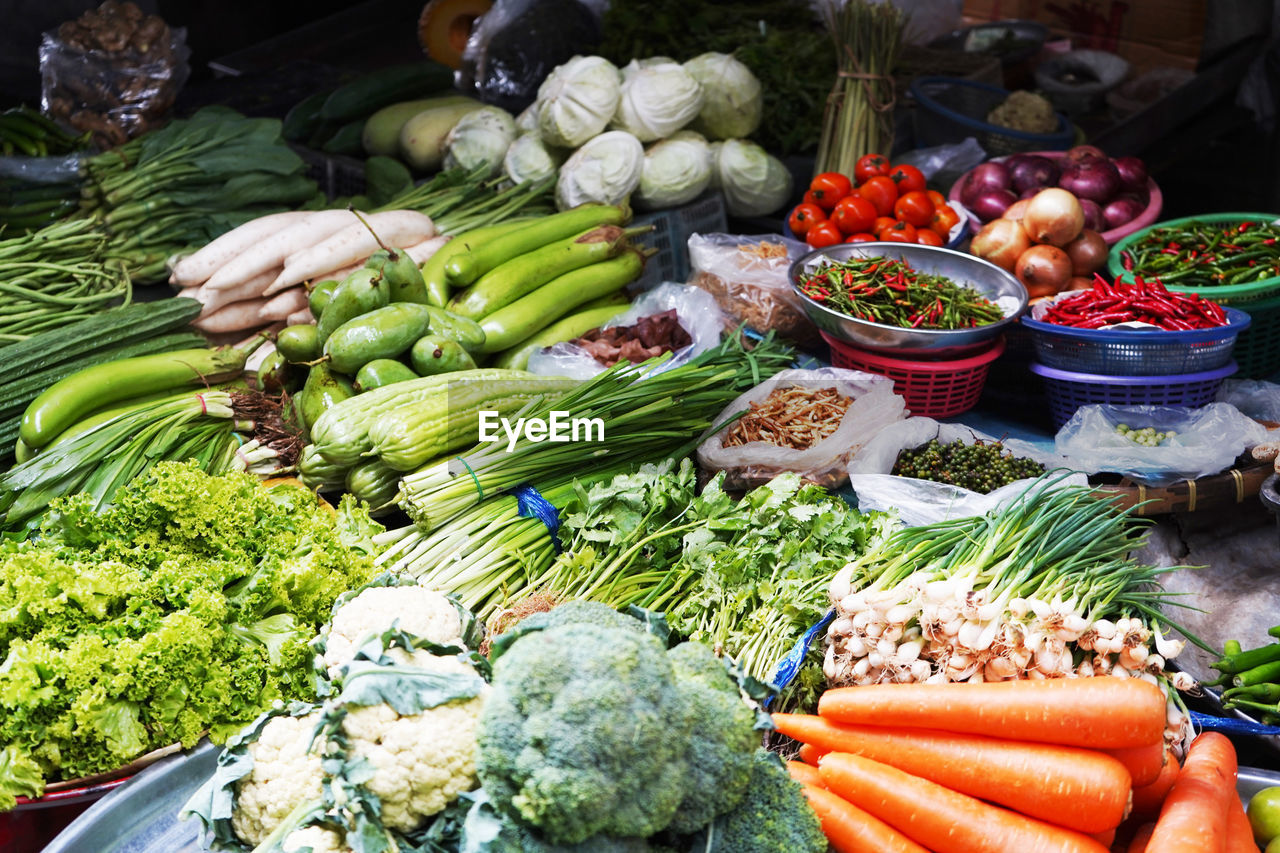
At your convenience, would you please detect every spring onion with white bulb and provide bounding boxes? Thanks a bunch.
[824,475,1204,750]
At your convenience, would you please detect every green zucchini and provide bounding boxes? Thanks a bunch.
[282,89,334,142]
[1,298,202,388]
[321,62,455,123]
[420,219,534,306]
[490,304,628,370]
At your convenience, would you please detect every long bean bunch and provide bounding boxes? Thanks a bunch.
[0,219,129,344]
[1118,218,1280,287]
[797,255,1005,329]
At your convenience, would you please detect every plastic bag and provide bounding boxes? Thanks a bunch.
[1216,379,1280,423]
[891,137,987,180]
[1055,403,1268,486]
[0,154,84,184]
[40,4,189,148]
[457,0,602,114]
[686,232,822,348]
[525,282,725,379]
[696,367,907,488]
[847,417,1073,526]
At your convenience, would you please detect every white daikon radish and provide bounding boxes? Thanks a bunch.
[286,307,315,326]
[404,234,451,264]
[265,210,436,295]
[204,210,362,292]
[258,286,310,322]
[195,268,279,319]
[170,211,307,287]
[192,296,273,333]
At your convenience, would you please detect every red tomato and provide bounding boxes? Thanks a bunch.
[808,172,853,210]
[873,216,898,234]
[803,189,823,208]
[926,189,948,208]
[830,195,878,236]
[854,154,891,184]
[888,163,926,194]
[915,227,945,247]
[844,232,878,243]
[930,204,961,239]
[806,221,844,249]
[787,202,827,238]
[877,220,918,243]
[858,176,898,217]
[894,191,935,227]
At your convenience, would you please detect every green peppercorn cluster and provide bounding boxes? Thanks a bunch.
[891,439,1046,493]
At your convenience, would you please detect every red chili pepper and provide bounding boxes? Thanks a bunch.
[1122,254,1134,271]
[1240,222,1254,233]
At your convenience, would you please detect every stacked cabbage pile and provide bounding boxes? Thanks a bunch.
[442,53,792,217]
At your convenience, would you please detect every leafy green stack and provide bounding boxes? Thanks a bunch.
[79,106,321,282]
[0,462,381,810]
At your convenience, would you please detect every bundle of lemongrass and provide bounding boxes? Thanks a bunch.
[814,0,906,177]
[823,477,1201,749]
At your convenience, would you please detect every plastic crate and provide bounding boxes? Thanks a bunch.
[631,192,728,291]
[909,76,1075,156]
[823,333,1005,418]
[1228,292,1280,379]
[1029,361,1238,429]
[1019,308,1250,376]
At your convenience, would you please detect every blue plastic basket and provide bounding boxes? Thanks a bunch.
[1029,361,1238,429]
[1020,308,1250,376]
[909,76,1075,156]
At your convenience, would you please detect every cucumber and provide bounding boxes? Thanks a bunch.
[490,304,627,370]
[316,268,390,344]
[420,219,535,306]
[320,119,367,155]
[443,204,630,288]
[276,325,320,363]
[309,279,340,317]
[410,334,476,376]
[297,362,356,436]
[321,62,455,123]
[282,89,334,142]
[324,303,434,375]
[354,359,420,392]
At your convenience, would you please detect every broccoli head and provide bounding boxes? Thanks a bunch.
[664,641,761,834]
[691,749,826,853]
[477,622,692,844]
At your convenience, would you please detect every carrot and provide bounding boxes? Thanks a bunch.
[1127,822,1154,853]
[801,784,930,853]
[1090,827,1117,847]
[1103,741,1167,788]
[798,742,827,765]
[818,751,1110,853]
[787,760,825,788]
[1146,731,1238,853]
[817,678,1166,749]
[773,713,1130,833]
[1130,748,1179,821]
[1228,795,1261,853]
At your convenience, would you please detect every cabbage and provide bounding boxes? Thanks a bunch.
[683,52,763,140]
[634,133,712,210]
[504,132,564,185]
[443,106,518,178]
[555,130,644,210]
[536,55,622,149]
[713,139,793,218]
[515,102,541,134]
[610,60,704,142]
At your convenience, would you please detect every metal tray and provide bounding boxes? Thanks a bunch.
[42,742,216,853]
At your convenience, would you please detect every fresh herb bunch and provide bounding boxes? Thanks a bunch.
[892,438,1045,493]
[797,255,1006,329]
[1119,219,1280,287]
[598,0,836,156]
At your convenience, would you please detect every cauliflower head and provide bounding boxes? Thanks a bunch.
[282,824,351,853]
[477,622,693,844]
[340,653,484,832]
[322,586,463,679]
[231,711,325,846]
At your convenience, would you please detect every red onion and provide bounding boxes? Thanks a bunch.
[959,162,1012,206]
[970,189,1019,222]
[1079,198,1106,232]
[1112,156,1148,192]
[1103,196,1146,230]
[1010,155,1060,194]
[1058,159,1121,203]
[1019,186,1042,200]
[1065,144,1107,164]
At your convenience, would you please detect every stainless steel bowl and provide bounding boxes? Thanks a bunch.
[789,242,1028,358]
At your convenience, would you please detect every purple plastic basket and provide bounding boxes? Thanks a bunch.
[1028,361,1238,429]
